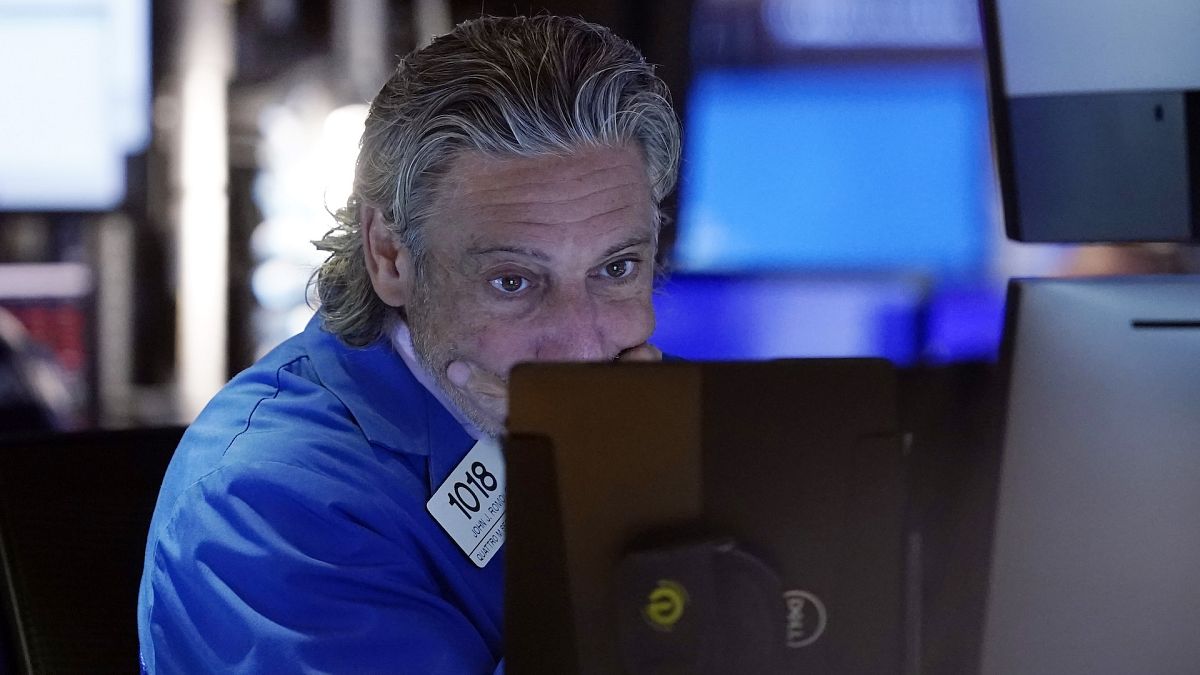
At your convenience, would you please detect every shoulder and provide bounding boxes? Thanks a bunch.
[162,329,428,495]
[144,330,435,576]
[153,458,425,567]
[139,458,443,673]
[138,327,501,673]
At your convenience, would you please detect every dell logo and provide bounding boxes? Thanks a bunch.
[784,589,827,648]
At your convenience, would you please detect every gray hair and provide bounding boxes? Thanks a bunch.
[313,15,682,346]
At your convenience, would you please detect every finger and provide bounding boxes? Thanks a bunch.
[446,359,509,419]
[447,360,503,394]
[616,342,663,362]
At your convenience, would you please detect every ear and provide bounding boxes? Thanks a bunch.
[362,206,414,308]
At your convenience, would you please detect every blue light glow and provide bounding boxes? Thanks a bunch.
[675,62,992,277]
[651,273,926,364]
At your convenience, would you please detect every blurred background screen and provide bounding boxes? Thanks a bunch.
[0,0,150,211]
[652,273,925,364]
[651,0,1012,365]
[676,63,988,277]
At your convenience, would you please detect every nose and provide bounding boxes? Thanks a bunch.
[534,288,607,362]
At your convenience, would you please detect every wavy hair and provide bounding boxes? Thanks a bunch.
[313,15,681,345]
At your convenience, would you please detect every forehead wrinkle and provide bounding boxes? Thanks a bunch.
[465,218,651,259]
[428,146,656,262]
[462,163,644,199]
[465,225,561,248]
[468,201,650,232]
[450,147,649,199]
[469,181,646,211]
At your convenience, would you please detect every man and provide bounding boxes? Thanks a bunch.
[137,14,680,673]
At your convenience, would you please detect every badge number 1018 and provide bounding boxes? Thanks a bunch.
[427,439,507,568]
[447,461,501,521]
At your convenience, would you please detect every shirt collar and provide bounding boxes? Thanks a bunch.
[388,320,483,441]
[301,315,473,467]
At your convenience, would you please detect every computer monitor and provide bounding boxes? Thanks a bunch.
[982,276,1200,673]
[982,0,1200,242]
[505,360,907,674]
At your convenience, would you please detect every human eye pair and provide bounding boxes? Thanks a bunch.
[487,257,641,296]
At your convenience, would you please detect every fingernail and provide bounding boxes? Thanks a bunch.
[447,361,470,387]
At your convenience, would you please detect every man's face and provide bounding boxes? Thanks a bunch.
[406,145,658,435]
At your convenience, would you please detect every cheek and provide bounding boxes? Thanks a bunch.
[443,294,542,370]
[598,295,655,348]
[436,287,656,372]
[465,323,541,374]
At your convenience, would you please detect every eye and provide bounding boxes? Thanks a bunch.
[489,275,530,294]
[602,259,637,279]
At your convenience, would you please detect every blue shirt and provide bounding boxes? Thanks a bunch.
[137,317,504,673]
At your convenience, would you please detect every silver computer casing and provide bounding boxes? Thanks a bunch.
[983,276,1200,674]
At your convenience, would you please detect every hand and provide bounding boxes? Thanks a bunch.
[446,360,508,431]
[445,343,662,430]
[615,342,663,362]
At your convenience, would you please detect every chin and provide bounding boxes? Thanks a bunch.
[435,366,506,437]
[460,400,506,438]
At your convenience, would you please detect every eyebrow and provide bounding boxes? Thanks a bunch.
[601,236,653,258]
[465,244,551,261]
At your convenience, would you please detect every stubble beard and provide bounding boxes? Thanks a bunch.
[406,283,506,438]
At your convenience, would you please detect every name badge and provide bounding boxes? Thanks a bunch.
[427,438,506,568]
